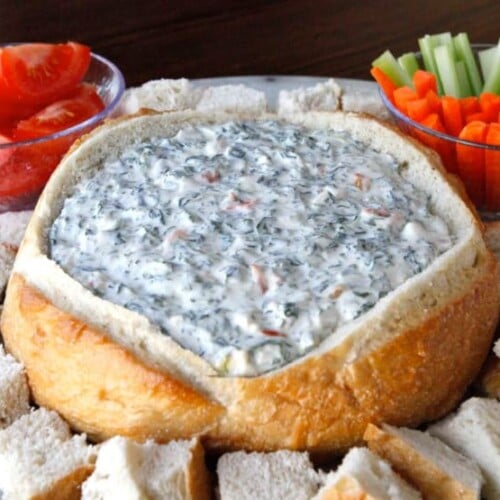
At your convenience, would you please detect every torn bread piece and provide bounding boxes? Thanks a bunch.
[0,210,33,248]
[0,344,30,429]
[116,78,200,115]
[364,423,482,499]
[0,210,33,295]
[0,243,16,295]
[428,397,500,500]
[0,407,95,500]
[313,447,421,500]
[195,84,267,114]
[277,78,342,115]
[82,436,210,500]
[342,88,392,121]
[217,449,323,500]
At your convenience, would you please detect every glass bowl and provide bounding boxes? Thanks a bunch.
[378,45,500,219]
[0,49,125,213]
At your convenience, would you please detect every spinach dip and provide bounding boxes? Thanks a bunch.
[49,119,455,376]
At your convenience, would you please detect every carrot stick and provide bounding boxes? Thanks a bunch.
[441,96,463,137]
[425,90,442,116]
[465,112,490,124]
[419,113,456,172]
[456,121,488,207]
[460,96,480,118]
[406,98,431,122]
[393,86,418,114]
[413,70,438,98]
[370,67,397,102]
[485,123,500,211]
[479,92,500,122]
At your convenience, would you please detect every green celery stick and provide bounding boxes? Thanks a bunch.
[398,52,420,77]
[483,42,500,94]
[479,45,499,83]
[432,32,453,48]
[418,35,443,94]
[372,50,413,87]
[456,60,473,97]
[453,33,483,95]
[434,44,462,97]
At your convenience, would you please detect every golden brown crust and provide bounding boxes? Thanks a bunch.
[1,274,224,443]
[476,355,500,399]
[32,465,93,500]
[2,259,497,454]
[316,475,376,500]
[364,423,477,500]
[1,110,499,455]
[186,439,211,500]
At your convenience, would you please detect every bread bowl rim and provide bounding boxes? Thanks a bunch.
[1,109,498,451]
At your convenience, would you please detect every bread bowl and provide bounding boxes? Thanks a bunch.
[0,109,498,454]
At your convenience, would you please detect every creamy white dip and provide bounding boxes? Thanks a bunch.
[50,120,455,376]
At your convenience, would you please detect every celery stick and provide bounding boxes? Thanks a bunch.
[434,44,462,97]
[372,50,413,87]
[483,43,500,94]
[418,35,443,94]
[453,33,483,95]
[398,52,420,77]
[479,45,498,83]
[456,60,473,97]
[432,32,453,48]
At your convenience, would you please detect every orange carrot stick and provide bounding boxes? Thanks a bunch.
[456,121,488,207]
[479,92,500,122]
[485,123,500,211]
[407,98,431,122]
[441,96,463,137]
[425,90,442,116]
[393,86,418,114]
[370,67,397,102]
[460,96,480,118]
[413,70,437,98]
[420,113,456,172]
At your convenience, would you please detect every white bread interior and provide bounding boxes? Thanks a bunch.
[115,78,199,116]
[277,78,342,115]
[428,397,500,500]
[0,407,95,500]
[313,447,422,500]
[195,84,267,114]
[82,436,210,500]
[0,344,30,429]
[364,423,482,499]
[217,449,323,500]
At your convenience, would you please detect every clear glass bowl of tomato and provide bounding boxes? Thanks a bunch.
[0,43,125,212]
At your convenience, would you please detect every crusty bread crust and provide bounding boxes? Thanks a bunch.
[32,465,94,500]
[364,423,479,499]
[477,355,500,399]
[1,110,498,454]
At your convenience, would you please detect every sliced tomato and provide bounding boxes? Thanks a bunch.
[13,84,105,141]
[0,133,14,165]
[0,42,91,107]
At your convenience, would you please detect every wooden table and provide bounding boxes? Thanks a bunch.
[1,0,499,87]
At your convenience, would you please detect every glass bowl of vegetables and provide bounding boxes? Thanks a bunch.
[372,34,500,216]
[0,42,125,213]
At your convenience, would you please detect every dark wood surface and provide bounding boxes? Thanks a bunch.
[1,0,499,87]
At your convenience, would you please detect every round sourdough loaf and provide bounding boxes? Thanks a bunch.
[1,110,498,454]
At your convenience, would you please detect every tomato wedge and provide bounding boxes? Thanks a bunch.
[13,84,105,141]
[0,42,90,107]
[0,133,14,165]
